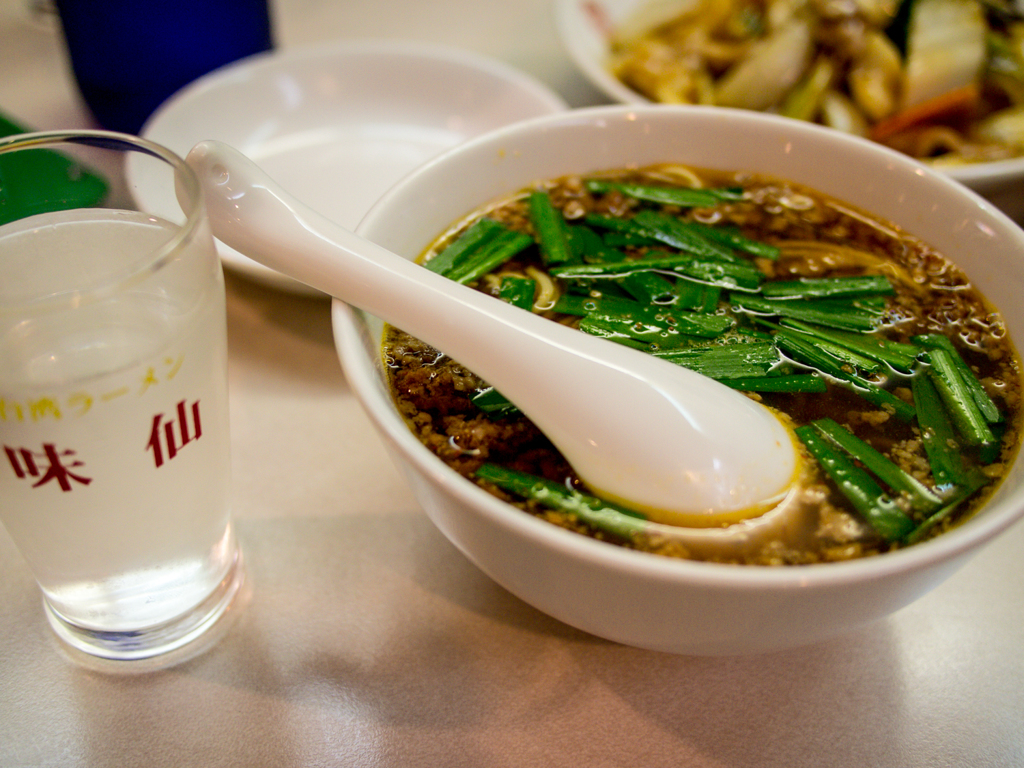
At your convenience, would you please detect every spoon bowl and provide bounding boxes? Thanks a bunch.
[185,139,798,519]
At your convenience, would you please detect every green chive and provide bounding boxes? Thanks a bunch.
[912,372,989,489]
[584,179,743,207]
[653,341,781,380]
[576,300,734,345]
[913,334,1002,423]
[475,463,648,540]
[446,229,535,284]
[552,253,763,291]
[424,218,506,277]
[551,293,623,316]
[761,275,894,299]
[576,317,670,351]
[471,387,520,418]
[795,425,916,542]
[618,270,679,305]
[566,224,626,264]
[675,278,721,313]
[682,221,780,260]
[904,476,989,544]
[925,348,998,460]
[583,213,656,238]
[529,191,575,266]
[781,328,884,373]
[498,275,535,310]
[632,210,742,262]
[719,374,828,393]
[774,330,916,421]
[811,418,941,513]
[779,319,920,372]
[732,293,880,332]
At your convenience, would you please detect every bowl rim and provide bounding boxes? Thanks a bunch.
[332,104,1024,590]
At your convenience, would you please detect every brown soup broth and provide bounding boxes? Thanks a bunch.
[383,165,1023,565]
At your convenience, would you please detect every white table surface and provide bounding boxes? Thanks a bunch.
[2,1,1023,766]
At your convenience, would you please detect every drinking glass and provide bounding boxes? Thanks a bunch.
[0,131,243,661]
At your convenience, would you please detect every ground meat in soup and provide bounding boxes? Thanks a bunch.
[383,165,1022,565]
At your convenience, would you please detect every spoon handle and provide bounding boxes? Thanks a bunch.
[183,142,644,407]
[184,141,663,400]
[184,141,571,368]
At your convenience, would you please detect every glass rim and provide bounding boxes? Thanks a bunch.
[0,129,207,316]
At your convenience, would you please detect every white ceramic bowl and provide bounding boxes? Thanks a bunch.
[331,105,1024,655]
[554,0,1024,222]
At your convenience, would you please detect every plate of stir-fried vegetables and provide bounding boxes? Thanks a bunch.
[557,0,1024,169]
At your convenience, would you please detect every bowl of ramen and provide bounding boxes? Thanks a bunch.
[331,104,1024,655]
[555,0,1024,221]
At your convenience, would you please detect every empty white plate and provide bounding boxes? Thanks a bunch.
[137,39,567,294]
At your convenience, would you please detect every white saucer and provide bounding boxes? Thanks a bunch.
[137,39,567,294]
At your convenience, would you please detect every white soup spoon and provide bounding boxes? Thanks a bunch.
[183,140,799,524]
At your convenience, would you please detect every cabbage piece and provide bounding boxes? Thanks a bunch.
[901,0,987,109]
[986,22,1024,104]
[854,0,901,28]
[611,0,705,45]
[820,90,871,135]
[765,0,811,32]
[848,31,902,121]
[780,56,835,121]
[976,104,1024,149]
[714,17,815,109]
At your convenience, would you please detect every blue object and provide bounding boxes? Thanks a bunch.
[54,0,274,135]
